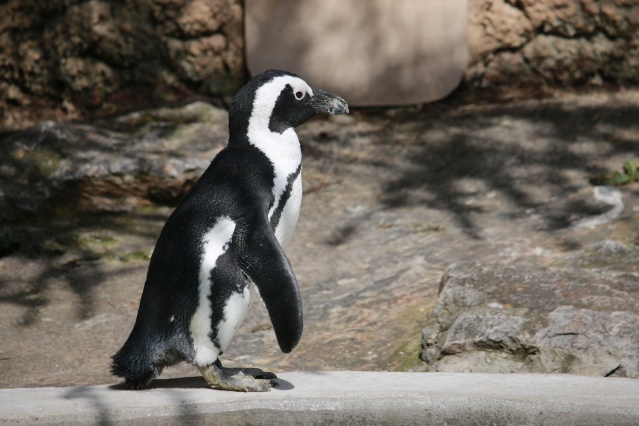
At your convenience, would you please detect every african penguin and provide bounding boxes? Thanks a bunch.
[111,69,348,392]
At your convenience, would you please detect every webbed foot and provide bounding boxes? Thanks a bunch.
[197,361,277,392]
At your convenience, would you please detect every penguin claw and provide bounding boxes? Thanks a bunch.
[215,362,277,380]
[198,364,274,392]
[254,371,277,380]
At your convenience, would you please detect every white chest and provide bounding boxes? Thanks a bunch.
[273,172,302,247]
[247,127,303,246]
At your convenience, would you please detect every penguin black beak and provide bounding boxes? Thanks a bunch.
[309,89,349,115]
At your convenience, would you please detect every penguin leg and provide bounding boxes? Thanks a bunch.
[197,361,275,392]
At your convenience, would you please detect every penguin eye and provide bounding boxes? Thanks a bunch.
[295,91,304,100]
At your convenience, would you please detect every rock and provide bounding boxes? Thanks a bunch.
[0,102,228,221]
[520,0,597,37]
[3,0,639,130]
[422,243,639,378]
[245,0,467,106]
[0,0,244,131]
[522,34,617,84]
[468,0,533,58]
[3,373,639,425]
[556,240,639,274]
[572,187,624,229]
[467,0,639,90]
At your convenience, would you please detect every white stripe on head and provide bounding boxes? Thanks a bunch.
[248,75,313,133]
[190,216,236,367]
[247,76,308,226]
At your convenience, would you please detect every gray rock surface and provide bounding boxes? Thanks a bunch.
[2,372,639,425]
[422,241,639,377]
[0,102,227,220]
[2,91,639,388]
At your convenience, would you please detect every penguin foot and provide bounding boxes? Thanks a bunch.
[197,363,276,392]
[217,364,277,381]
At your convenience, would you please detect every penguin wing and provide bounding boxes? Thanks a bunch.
[232,214,303,353]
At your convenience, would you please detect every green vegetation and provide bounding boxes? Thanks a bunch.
[55,232,119,251]
[391,332,426,372]
[390,301,437,372]
[105,249,153,263]
[590,159,639,186]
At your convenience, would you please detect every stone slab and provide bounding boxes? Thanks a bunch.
[245,0,468,106]
[1,372,638,425]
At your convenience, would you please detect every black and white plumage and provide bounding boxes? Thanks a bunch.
[111,69,348,391]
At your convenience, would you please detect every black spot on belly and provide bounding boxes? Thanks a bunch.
[206,251,249,346]
[270,164,301,230]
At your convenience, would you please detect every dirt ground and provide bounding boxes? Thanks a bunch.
[2,89,639,388]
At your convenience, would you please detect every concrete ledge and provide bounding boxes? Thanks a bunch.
[1,372,638,425]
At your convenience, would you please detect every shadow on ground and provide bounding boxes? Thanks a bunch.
[1,90,639,388]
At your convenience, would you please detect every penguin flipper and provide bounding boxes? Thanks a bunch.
[232,215,303,353]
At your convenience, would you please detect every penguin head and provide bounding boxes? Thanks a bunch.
[229,69,348,138]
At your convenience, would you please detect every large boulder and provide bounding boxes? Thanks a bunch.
[422,240,639,378]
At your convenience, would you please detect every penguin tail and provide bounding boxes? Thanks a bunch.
[110,345,158,390]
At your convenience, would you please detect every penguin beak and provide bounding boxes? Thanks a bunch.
[309,89,349,115]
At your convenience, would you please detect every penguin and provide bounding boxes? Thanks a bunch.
[111,69,349,392]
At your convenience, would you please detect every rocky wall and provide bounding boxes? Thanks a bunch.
[2,0,639,131]
[0,0,244,131]
[467,0,639,90]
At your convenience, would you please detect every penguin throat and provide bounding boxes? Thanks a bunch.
[246,80,303,182]
[248,125,302,208]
